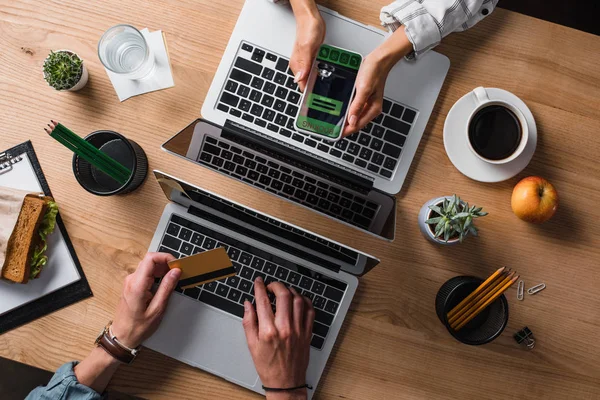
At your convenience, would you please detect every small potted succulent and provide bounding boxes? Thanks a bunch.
[43,50,89,91]
[418,195,487,245]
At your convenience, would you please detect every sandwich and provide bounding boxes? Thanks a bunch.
[1,194,58,284]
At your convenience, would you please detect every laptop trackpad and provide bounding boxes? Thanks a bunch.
[144,295,259,387]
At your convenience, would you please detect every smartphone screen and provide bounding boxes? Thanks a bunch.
[296,45,362,139]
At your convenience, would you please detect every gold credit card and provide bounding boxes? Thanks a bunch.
[167,247,236,289]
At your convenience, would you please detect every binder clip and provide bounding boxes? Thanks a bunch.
[514,326,535,349]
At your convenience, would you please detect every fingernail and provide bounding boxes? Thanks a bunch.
[169,268,181,280]
[256,276,263,283]
[349,115,357,126]
[293,71,303,83]
[244,301,250,312]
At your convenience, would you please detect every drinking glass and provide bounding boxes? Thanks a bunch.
[98,24,156,79]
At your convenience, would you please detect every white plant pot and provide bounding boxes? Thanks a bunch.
[43,50,89,92]
[418,196,461,246]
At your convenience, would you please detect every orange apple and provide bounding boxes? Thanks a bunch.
[511,176,559,223]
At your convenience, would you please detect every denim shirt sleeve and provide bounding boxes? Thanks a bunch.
[25,362,104,400]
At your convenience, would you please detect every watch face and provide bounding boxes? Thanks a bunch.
[95,325,108,344]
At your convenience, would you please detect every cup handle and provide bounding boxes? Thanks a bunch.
[472,86,489,105]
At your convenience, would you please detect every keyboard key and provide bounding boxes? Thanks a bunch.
[239,99,251,112]
[303,291,315,301]
[367,163,379,173]
[229,109,242,118]
[274,72,286,85]
[217,103,229,113]
[203,237,217,249]
[255,119,267,128]
[180,242,193,255]
[295,189,307,200]
[220,92,239,107]
[382,116,411,135]
[287,271,301,285]
[241,43,253,52]
[268,168,281,179]
[382,143,402,158]
[390,103,404,118]
[315,309,333,325]
[261,94,274,107]
[272,180,283,190]
[292,178,304,188]
[266,52,277,62]
[372,125,385,138]
[237,85,250,98]
[285,104,298,117]
[240,266,254,280]
[163,234,183,252]
[274,99,286,112]
[264,81,276,94]
[363,207,376,219]
[166,223,180,236]
[251,76,264,90]
[275,113,288,127]
[242,113,254,123]
[285,76,297,90]
[317,144,329,153]
[283,184,295,195]
[262,262,276,275]
[330,149,342,158]
[335,140,348,151]
[402,108,417,123]
[312,281,325,295]
[235,165,248,176]
[311,335,324,349]
[240,293,254,304]
[239,279,253,293]
[362,122,373,134]
[358,133,371,146]
[275,267,289,281]
[373,113,384,124]
[263,109,275,121]
[305,139,317,147]
[216,283,230,297]
[355,159,367,168]
[313,295,326,309]
[384,130,406,147]
[224,161,235,171]
[159,246,179,259]
[250,89,262,102]
[324,286,344,302]
[299,276,314,290]
[230,68,252,85]
[227,276,241,288]
[227,288,242,302]
[184,286,201,300]
[267,123,279,133]
[199,290,244,318]
[348,143,360,155]
[359,147,373,160]
[382,98,392,114]
[280,129,292,137]
[204,281,217,292]
[257,164,269,174]
[306,194,319,205]
[275,86,288,99]
[251,48,265,63]
[372,152,385,166]
[287,91,300,104]
[370,138,383,152]
[384,157,397,170]
[259,175,272,185]
[275,58,289,72]
[225,79,238,93]
[239,252,252,265]
[313,321,329,337]
[262,67,275,80]
[253,271,266,281]
[342,153,355,163]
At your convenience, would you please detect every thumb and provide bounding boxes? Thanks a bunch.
[148,268,181,315]
[242,300,258,348]
[347,87,370,128]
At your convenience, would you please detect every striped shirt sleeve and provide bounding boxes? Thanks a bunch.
[380,0,498,59]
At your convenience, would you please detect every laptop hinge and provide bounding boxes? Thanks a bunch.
[222,119,374,193]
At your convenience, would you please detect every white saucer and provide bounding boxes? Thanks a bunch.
[443,88,537,183]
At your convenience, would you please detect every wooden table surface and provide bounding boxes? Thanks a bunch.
[1,1,600,399]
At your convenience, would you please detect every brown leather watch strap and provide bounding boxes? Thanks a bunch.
[97,331,136,364]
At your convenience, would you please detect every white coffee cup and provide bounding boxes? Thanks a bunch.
[466,87,529,165]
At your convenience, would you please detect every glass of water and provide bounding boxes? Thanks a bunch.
[98,24,156,79]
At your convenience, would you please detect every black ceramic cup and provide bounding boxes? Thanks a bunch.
[72,130,148,196]
[436,276,509,345]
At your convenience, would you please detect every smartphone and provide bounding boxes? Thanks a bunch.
[295,44,362,141]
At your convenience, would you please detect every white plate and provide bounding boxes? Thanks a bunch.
[443,88,537,182]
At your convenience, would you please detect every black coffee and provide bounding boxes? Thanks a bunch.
[468,105,522,161]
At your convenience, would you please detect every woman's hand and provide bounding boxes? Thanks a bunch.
[288,0,325,92]
[243,278,315,399]
[343,26,414,137]
[111,252,181,348]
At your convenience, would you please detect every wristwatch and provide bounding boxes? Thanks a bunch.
[95,321,140,364]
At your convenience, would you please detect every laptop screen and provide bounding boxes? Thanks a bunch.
[162,119,397,240]
[155,171,379,276]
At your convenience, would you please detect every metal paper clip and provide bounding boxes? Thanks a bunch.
[514,327,535,349]
[517,280,524,300]
[527,283,546,295]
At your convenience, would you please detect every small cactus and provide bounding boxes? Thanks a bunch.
[43,51,83,90]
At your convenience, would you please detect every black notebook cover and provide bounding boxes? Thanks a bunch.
[0,141,93,334]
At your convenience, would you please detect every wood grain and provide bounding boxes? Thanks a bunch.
[1,0,600,398]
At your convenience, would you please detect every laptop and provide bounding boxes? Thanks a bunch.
[162,0,450,241]
[144,171,380,398]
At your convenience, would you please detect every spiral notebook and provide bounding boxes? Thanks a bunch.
[0,141,92,334]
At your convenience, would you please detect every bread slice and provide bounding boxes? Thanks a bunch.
[1,195,47,284]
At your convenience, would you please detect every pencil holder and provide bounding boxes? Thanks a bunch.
[436,276,508,345]
[72,130,148,195]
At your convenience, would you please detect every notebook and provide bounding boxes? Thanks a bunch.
[0,141,92,334]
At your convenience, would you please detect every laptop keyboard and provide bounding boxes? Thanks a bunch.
[216,41,419,180]
[199,135,379,230]
[159,214,348,350]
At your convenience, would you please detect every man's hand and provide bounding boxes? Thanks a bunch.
[289,0,325,92]
[111,252,181,348]
[243,277,314,398]
[343,27,414,137]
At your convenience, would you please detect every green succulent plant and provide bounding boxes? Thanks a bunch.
[43,51,83,90]
[425,194,488,243]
